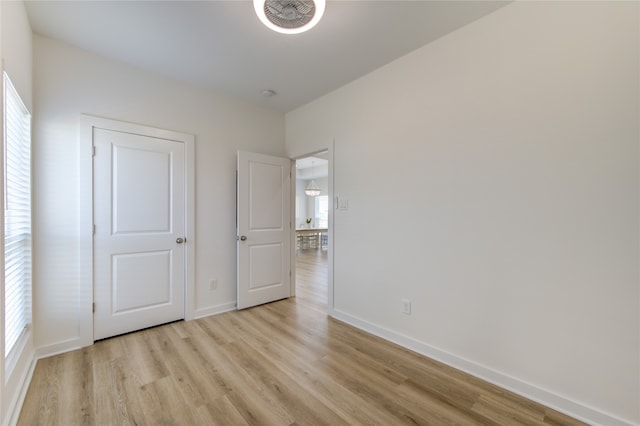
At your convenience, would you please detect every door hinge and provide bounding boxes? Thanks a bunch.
[92,302,96,313]
[92,145,96,157]
[93,224,96,235]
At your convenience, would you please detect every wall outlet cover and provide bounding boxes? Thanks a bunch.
[401,299,411,315]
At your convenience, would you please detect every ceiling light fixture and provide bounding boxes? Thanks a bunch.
[254,0,326,35]
[305,160,321,196]
[305,180,321,197]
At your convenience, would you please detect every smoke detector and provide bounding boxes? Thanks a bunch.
[254,0,326,34]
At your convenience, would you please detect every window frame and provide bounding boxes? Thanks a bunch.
[3,71,32,373]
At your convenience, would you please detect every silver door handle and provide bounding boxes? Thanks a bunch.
[176,237,186,244]
[239,235,247,241]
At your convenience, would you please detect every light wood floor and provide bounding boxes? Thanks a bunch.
[19,248,586,425]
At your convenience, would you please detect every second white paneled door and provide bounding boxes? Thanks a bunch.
[236,151,292,310]
[93,127,186,340]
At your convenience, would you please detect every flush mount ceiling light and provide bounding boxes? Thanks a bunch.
[254,0,326,35]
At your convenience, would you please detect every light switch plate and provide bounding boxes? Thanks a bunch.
[337,197,349,211]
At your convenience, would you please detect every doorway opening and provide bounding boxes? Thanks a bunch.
[294,152,329,312]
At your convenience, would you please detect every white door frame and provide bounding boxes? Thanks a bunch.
[290,142,335,312]
[79,115,195,347]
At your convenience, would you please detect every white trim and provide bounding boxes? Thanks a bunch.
[329,308,637,426]
[2,70,35,426]
[192,302,237,320]
[290,144,334,311]
[183,123,196,321]
[34,336,85,360]
[78,116,94,348]
[4,327,30,380]
[80,114,196,344]
[5,351,35,426]
[3,70,32,363]
[290,158,296,298]
[327,141,334,311]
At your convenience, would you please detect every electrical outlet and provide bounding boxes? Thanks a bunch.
[401,299,411,315]
[209,278,218,291]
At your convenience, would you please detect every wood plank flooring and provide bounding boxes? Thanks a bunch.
[18,248,586,425]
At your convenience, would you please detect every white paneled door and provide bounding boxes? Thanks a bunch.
[93,128,186,340]
[237,151,291,310]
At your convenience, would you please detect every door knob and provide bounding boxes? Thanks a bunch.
[176,237,185,244]
[240,235,247,241]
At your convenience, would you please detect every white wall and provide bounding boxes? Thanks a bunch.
[1,2,34,424]
[295,179,308,226]
[2,1,32,111]
[32,36,285,354]
[286,2,639,425]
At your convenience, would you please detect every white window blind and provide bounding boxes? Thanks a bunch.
[3,72,32,358]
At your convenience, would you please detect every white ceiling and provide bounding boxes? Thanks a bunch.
[296,155,327,169]
[24,1,508,112]
[296,156,328,179]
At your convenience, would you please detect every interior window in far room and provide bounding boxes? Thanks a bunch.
[315,195,328,228]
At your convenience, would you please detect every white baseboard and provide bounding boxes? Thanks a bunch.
[35,302,238,359]
[192,301,236,320]
[329,308,637,426]
[35,336,87,360]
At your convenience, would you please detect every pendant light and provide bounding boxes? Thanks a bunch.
[254,0,326,35]
[305,160,321,196]
[305,181,321,197]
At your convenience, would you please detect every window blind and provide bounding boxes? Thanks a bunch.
[3,72,32,358]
